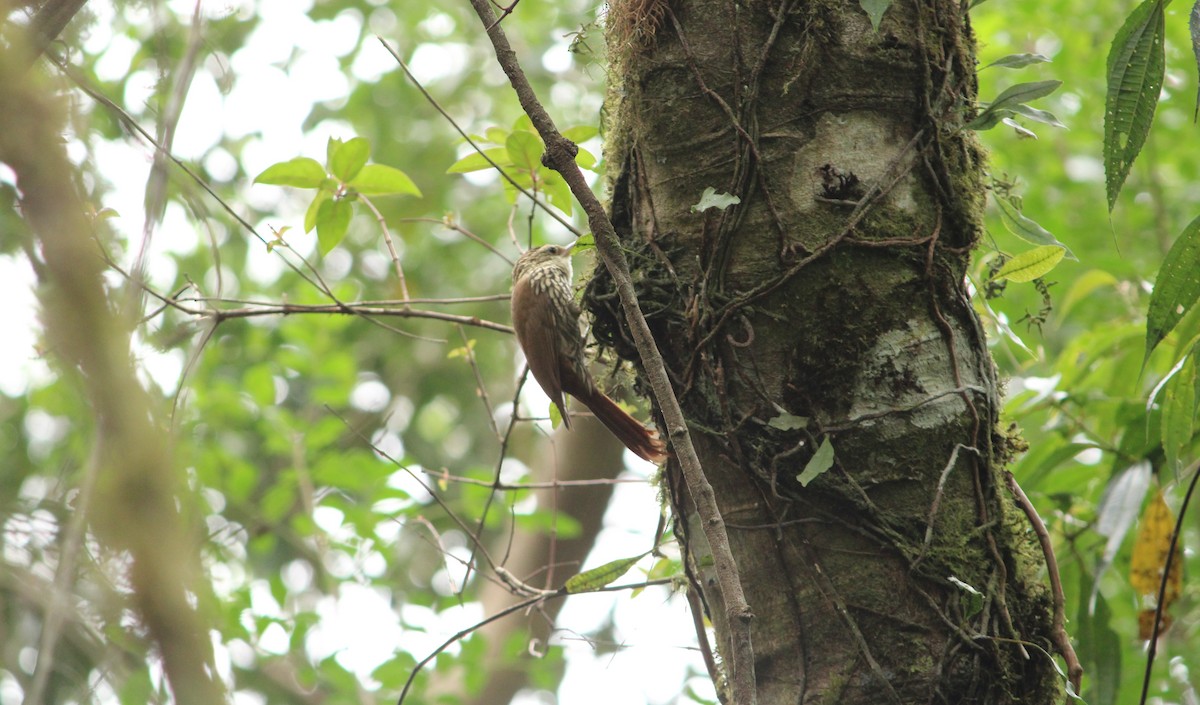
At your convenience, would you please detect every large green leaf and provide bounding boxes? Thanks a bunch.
[1191,0,1200,119]
[1104,0,1168,210]
[1161,347,1198,474]
[1145,214,1200,361]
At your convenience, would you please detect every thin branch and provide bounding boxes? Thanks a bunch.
[464,4,758,703]
[395,578,674,705]
[1005,471,1082,693]
[360,193,412,304]
[26,444,102,705]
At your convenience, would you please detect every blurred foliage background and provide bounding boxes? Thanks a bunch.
[0,0,1197,703]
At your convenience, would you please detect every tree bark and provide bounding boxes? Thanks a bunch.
[588,1,1062,702]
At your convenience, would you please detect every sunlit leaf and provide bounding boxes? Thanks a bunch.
[561,125,599,142]
[305,190,330,233]
[254,157,327,188]
[506,130,544,172]
[1104,0,1167,210]
[542,170,574,216]
[564,554,646,593]
[447,147,510,174]
[315,198,351,254]
[348,164,422,196]
[992,245,1066,283]
[575,146,598,171]
[329,136,371,182]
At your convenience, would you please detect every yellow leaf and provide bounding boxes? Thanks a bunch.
[993,245,1066,283]
[1129,489,1183,637]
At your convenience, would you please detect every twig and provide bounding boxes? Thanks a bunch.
[464,3,758,702]
[26,444,102,704]
[1005,471,1082,693]
[395,578,673,705]
[359,193,412,304]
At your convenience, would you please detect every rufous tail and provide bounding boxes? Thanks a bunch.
[577,388,668,463]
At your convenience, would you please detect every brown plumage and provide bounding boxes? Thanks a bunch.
[511,244,667,464]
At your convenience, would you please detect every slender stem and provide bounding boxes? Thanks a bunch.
[1005,471,1083,693]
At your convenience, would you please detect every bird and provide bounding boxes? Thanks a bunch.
[510,243,668,463]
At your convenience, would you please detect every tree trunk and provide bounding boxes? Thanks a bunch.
[587,0,1062,702]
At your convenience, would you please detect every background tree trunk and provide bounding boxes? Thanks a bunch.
[588,0,1062,702]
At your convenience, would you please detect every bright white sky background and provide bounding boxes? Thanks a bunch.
[0,1,714,704]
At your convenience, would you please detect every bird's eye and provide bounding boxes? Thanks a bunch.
[546,246,559,255]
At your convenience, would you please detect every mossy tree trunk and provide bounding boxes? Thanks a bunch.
[586,0,1062,702]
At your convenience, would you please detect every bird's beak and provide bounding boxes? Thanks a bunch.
[562,241,577,254]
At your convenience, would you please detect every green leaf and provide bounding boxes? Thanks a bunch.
[1191,1,1200,120]
[564,554,646,593]
[447,147,510,174]
[548,401,563,429]
[993,245,1066,283]
[484,126,509,144]
[859,0,890,31]
[348,164,422,196]
[1104,0,1168,211]
[575,146,598,171]
[767,411,808,431]
[315,198,352,254]
[506,131,544,172]
[967,80,1062,130]
[947,576,984,618]
[797,436,834,486]
[1161,348,1197,474]
[1061,269,1119,317]
[542,170,574,216]
[561,125,599,142]
[305,190,330,233]
[993,194,1076,258]
[328,136,371,182]
[1009,103,1066,128]
[691,187,741,213]
[1145,214,1200,360]
[983,53,1051,70]
[1075,579,1122,705]
[254,157,327,188]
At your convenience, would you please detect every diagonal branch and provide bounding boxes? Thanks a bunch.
[463,2,758,702]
